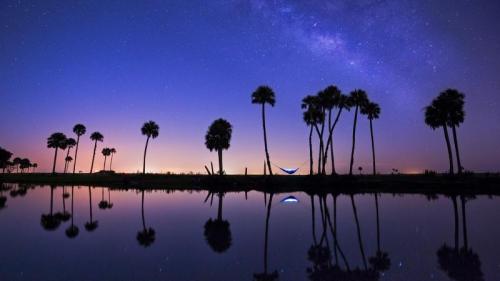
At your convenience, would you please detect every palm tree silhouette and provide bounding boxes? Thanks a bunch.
[47,133,68,174]
[31,163,38,173]
[109,148,116,171]
[89,132,103,174]
[0,184,8,210]
[72,124,86,174]
[302,95,324,175]
[0,147,13,173]
[12,157,21,173]
[204,192,232,253]
[318,86,341,174]
[351,195,368,270]
[252,85,276,176]
[141,121,159,174]
[98,187,109,209]
[323,93,351,175]
[40,186,61,231]
[64,156,73,173]
[437,89,466,174]
[348,90,369,175]
[65,186,79,239]
[136,190,156,247]
[19,158,31,173]
[101,148,111,171]
[55,186,71,223]
[205,119,232,175]
[361,102,381,175]
[368,194,391,273]
[63,138,76,173]
[425,102,454,175]
[253,193,279,281]
[85,186,98,232]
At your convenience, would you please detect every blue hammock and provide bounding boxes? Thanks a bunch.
[272,162,305,175]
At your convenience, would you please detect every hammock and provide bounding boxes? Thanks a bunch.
[272,161,306,175]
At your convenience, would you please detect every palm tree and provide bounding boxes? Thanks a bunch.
[0,147,13,173]
[302,95,324,175]
[47,133,68,174]
[31,163,37,173]
[19,158,31,173]
[251,85,276,176]
[205,119,232,175]
[101,148,111,171]
[348,90,369,175]
[425,102,454,175]
[137,190,156,247]
[109,148,116,171]
[204,192,232,253]
[62,138,76,173]
[72,124,86,174]
[85,186,98,232]
[65,186,79,239]
[98,187,109,209]
[12,157,21,173]
[323,93,351,175]
[361,102,381,175]
[438,89,466,174]
[89,132,104,174]
[141,121,159,174]
[64,156,73,172]
[41,186,61,231]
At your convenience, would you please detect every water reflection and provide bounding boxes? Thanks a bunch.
[0,185,497,281]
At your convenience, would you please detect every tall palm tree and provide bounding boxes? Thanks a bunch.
[109,148,116,171]
[141,121,159,174]
[89,132,103,174]
[252,85,276,176]
[137,190,156,247]
[205,119,233,175]
[65,186,79,239]
[438,89,466,174]
[302,95,325,175]
[324,93,351,175]
[348,90,369,175]
[63,138,76,173]
[101,148,111,171]
[47,133,68,174]
[65,156,73,172]
[361,102,381,175]
[318,86,341,174]
[72,124,86,174]
[425,102,454,175]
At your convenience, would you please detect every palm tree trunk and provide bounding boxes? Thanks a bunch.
[314,125,323,175]
[71,186,75,227]
[88,187,93,223]
[52,148,58,174]
[311,195,318,245]
[143,136,150,174]
[308,125,313,175]
[452,196,459,250]
[261,104,273,176]
[322,110,332,173]
[324,194,350,271]
[103,156,107,171]
[50,186,54,215]
[460,196,468,250]
[370,119,376,176]
[218,149,223,175]
[90,140,97,174]
[110,153,114,171]
[375,193,380,252]
[442,126,455,175]
[351,195,367,270]
[73,135,80,174]
[64,148,71,173]
[62,186,67,214]
[349,106,359,175]
[451,125,462,174]
[141,191,146,231]
[217,193,223,221]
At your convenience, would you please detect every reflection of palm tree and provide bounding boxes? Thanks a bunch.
[254,193,279,281]
[137,190,156,247]
[65,186,79,239]
[204,192,232,253]
[0,184,7,210]
[351,195,368,270]
[107,188,114,209]
[98,187,109,209]
[368,194,391,273]
[85,187,98,232]
[41,186,61,231]
[437,195,483,281]
[55,186,71,223]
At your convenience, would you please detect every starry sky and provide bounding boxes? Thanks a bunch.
[1,0,499,174]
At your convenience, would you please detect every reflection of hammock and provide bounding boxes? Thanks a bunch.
[272,161,307,175]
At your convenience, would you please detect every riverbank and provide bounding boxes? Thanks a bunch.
[1,172,500,195]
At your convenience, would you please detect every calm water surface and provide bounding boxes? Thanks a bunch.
[0,184,499,281]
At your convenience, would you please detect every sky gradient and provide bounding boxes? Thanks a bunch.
[1,0,499,174]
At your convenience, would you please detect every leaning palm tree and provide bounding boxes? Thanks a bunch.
[63,138,76,173]
[101,148,111,171]
[324,92,351,175]
[205,119,232,175]
[72,124,86,174]
[438,89,466,174]
[302,95,324,175]
[109,148,116,171]
[361,102,381,175]
[348,90,369,175]
[89,132,104,174]
[141,121,159,174]
[251,85,276,176]
[47,133,68,174]
[425,102,454,175]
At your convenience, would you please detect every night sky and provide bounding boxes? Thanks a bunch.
[1,0,499,174]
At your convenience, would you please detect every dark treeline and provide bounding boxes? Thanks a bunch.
[0,146,37,174]
[1,86,468,176]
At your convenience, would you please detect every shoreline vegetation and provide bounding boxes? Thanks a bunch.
[1,173,500,195]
